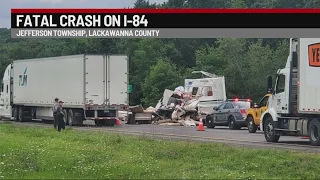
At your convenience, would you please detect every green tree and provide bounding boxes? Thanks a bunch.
[134,0,157,8]
[141,59,183,106]
[245,39,274,100]
[231,0,247,7]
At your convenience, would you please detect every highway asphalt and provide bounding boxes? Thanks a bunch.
[1,119,320,153]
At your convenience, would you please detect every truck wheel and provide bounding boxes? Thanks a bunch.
[18,107,24,122]
[106,122,115,127]
[228,116,241,130]
[13,107,19,122]
[74,110,84,125]
[205,115,215,128]
[31,108,36,119]
[247,116,257,133]
[308,119,320,146]
[263,116,280,142]
[68,109,74,126]
[95,120,106,127]
[101,120,107,126]
[63,109,68,125]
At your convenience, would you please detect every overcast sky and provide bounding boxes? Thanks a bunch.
[1,0,166,28]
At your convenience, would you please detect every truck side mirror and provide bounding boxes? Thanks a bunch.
[253,103,259,108]
[213,107,218,111]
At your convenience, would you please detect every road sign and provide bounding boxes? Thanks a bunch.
[128,84,132,93]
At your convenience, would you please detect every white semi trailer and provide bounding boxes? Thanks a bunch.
[261,38,320,145]
[0,54,129,126]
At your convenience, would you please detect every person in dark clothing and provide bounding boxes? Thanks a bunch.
[52,97,59,129]
[56,100,66,132]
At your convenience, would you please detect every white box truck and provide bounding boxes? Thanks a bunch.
[0,54,129,126]
[260,38,320,145]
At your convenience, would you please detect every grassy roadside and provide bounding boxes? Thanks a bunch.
[0,123,320,179]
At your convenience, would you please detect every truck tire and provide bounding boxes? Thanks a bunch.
[308,119,320,146]
[106,122,116,126]
[263,116,280,142]
[63,109,68,126]
[31,108,36,119]
[67,109,83,126]
[95,120,107,127]
[13,107,19,122]
[228,116,241,130]
[18,107,24,122]
[68,109,74,126]
[94,120,100,126]
[205,115,215,128]
[247,116,257,133]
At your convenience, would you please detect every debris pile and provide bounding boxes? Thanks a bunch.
[126,87,202,126]
[125,71,227,126]
[152,87,201,126]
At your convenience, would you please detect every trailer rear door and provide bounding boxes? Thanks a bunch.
[84,55,106,105]
[107,55,129,107]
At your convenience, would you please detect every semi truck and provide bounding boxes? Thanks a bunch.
[0,54,129,127]
[260,38,320,145]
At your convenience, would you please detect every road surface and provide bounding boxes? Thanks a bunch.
[1,120,319,153]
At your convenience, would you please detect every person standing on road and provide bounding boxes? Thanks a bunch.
[56,100,66,132]
[52,97,59,129]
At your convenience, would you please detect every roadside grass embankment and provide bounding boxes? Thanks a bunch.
[0,122,320,179]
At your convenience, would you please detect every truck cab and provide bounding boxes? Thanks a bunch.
[260,38,320,145]
[260,38,299,142]
[246,93,270,133]
[0,64,13,120]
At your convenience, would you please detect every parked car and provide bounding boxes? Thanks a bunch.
[205,99,251,130]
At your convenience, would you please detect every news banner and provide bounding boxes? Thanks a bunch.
[10,9,320,38]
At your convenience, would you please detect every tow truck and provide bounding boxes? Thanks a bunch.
[246,94,270,133]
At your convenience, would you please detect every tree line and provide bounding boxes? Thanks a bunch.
[1,0,319,107]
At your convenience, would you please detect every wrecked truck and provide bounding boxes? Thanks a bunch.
[153,89,200,126]
[127,71,228,126]
[184,71,227,123]
[154,89,185,120]
[153,71,227,126]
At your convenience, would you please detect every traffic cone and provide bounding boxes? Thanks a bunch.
[197,116,205,131]
[116,119,121,125]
